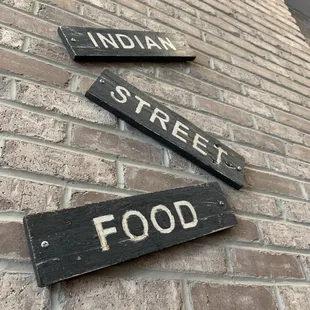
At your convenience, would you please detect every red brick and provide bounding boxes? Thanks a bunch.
[231,126,286,154]
[115,0,147,14]
[224,142,267,168]
[279,199,310,224]
[274,109,310,133]
[231,248,304,279]
[197,218,260,244]
[0,221,29,260]
[134,243,226,274]
[267,154,310,180]
[71,125,163,165]
[222,91,273,118]
[38,4,99,27]
[225,190,281,217]
[2,0,33,11]
[278,287,310,310]
[244,85,290,111]
[15,80,117,126]
[255,117,304,144]
[59,277,183,310]
[171,105,230,138]
[149,9,201,37]
[119,70,193,108]
[0,176,64,213]
[0,5,59,41]
[194,96,253,127]
[0,76,11,100]
[157,68,220,100]
[191,283,278,310]
[43,0,79,12]
[1,140,116,186]
[189,64,242,93]
[124,166,202,192]
[245,169,304,199]
[0,50,71,88]
[0,274,50,309]
[0,26,24,50]
[261,221,310,250]
[70,190,121,208]
[0,105,67,142]
[287,144,310,163]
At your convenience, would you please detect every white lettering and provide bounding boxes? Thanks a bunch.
[150,108,170,130]
[172,121,189,143]
[150,205,175,234]
[193,133,209,156]
[97,33,119,49]
[214,144,228,164]
[158,37,177,50]
[110,86,131,103]
[116,34,135,49]
[93,215,117,251]
[174,201,198,229]
[122,210,149,241]
[87,32,99,48]
[134,35,145,49]
[145,36,162,49]
[135,95,151,114]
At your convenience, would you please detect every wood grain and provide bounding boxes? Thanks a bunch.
[85,69,245,189]
[24,183,237,287]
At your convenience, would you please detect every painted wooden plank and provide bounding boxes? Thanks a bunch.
[24,183,237,287]
[58,26,196,61]
[85,70,245,189]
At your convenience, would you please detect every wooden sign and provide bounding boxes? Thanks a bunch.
[85,70,245,189]
[24,183,237,287]
[58,27,196,61]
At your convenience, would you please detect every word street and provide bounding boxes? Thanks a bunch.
[86,70,245,189]
[24,184,237,287]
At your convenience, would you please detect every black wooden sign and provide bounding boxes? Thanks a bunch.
[58,27,196,61]
[85,70,245,189]
[24,183,237,287]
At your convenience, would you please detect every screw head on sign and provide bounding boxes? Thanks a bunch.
[71,38,76,42]
[237,166,242,171]
[41,241,49,248]
[219,201,224,206]
[99,79,105,84]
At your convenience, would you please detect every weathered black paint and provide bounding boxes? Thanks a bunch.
[58,26,196,61]
[85,70,245,189]
[24,183,237,287]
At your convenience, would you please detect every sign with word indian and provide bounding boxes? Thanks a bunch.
[58,27,196,61]
[24,183,237,287]
[86,70,245,189]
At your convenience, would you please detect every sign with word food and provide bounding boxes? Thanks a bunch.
[58,27,196,61]
[86,70,245,189]
[24,183,237,287]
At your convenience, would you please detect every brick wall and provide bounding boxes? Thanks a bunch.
[0,0,310,309]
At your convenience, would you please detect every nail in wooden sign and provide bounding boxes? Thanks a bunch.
[58,26,196,61]
[24,183,237,287]
[86,70,245,189]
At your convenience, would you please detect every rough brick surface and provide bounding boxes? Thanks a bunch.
[0,176,63,213]
[190,283,278,310]
[0,222,29,260]
[231,248,304,279]
[1,0,310,307]
[0,273,50,309]
[59,277,183,310]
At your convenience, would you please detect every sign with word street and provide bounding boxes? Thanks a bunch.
[86,70,245,189]
[58,27,196,61]
[24,183,237,287]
